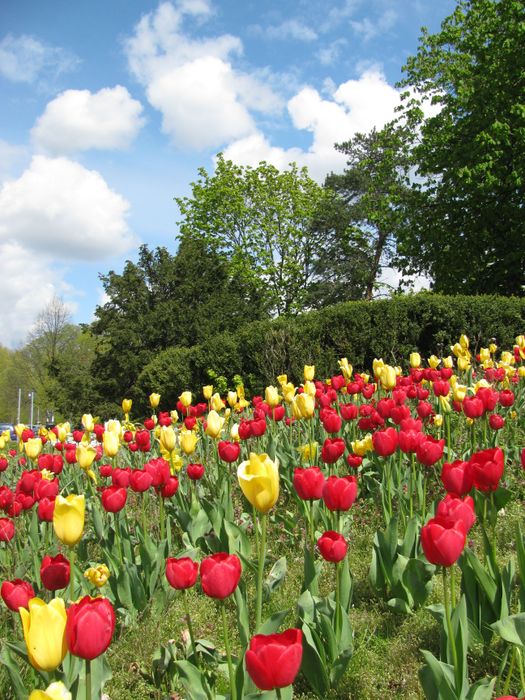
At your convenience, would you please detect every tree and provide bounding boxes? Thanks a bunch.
[397,0,525,295]
[175,155,334,316]
[320,125,414,302]
[90,240,265,409]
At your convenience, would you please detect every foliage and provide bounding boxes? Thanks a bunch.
[397,0,525,295]
[136,293,525,402]
[175,154,334,316]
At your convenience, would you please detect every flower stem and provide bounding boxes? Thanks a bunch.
[183,590,200,670]
[501,645,516,696]
[256,513,267,631]
[85,658,91,700]
[221,601,236,700]
[69,547,75,602]
[442,567,460,693]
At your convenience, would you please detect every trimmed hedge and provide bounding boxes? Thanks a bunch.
[134,293,525,409]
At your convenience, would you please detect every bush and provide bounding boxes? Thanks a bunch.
[134,293,525,410]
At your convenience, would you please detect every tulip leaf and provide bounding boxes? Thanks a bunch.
[339,557,352,612]
[0,643,29,700]
[263,556,287,600]
[234,583,251,648]
[258,608,291,635]
[300,622,330,695]
[92,503,107,541]
[491,612,525,647]
[302,544,321,595]
[174,660,210,700]
[387,597,413,614]
[418,650,458,700]
[464,677,496,700]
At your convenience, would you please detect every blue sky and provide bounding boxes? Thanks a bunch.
[0,0,455,347]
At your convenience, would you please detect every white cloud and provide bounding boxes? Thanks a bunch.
[0,155,137,260]
[0,34,79,84]
[351,9,397,41]
[0,140,30,181]
[262,20,318,42]
[0,241,72,347]
[125,1,283,149]
[317,39,347,67]
[224,69,402,181]
[31,86,145,154]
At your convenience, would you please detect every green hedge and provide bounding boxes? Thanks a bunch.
[134,293,525,409]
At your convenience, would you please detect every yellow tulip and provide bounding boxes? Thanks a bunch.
[303,380,316,397]
[518,366,525,377]
[56,423,71,442]
[379,365,396,390]
[489,342,498,354]
[277,374,288,386]
[236,384,246,401]
[433,414,443,427]
[29,681,72,700]
[205,410,224,438]
[20,598,67,672]
[149,393,161,409]
[442,356,454,369]
[180,429,198,455]
[105,420,121,435]
[294,393,315,419]
[203,385,214,400]
[459,334,469,350]
[372,358,384,377]
[409,352,421,369]
[230,423,240,442]
[170,410,179,423]
[338,357,353,379]
[500,351,515,366]
[281,382,296,403]
[15,423,26,440]
[76,443,97,469]
[227,391,238,408]
[81,414,94,432]
[297,442,318,462]
[121,399,132,417]
[25,438,43,460]
[179,391,192,407]
[303,365,315,382]
[453,384,468,402]
[53,494,85,547]
[438,396,451,413]
[457,356,471,372]
[103,431,120,458]
[479,348,491,363]
[159,425,176,453]
[211,393,224,412]
[428,355,441,369]
[237,453,279,513]
[351,436,372,457]
[84,564,110,588]
[264,386,281,408]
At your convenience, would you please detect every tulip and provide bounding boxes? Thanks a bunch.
[246,628,303,691]
[322,475,358,511]
[436,494,476,532]
[421,516,466,567]
[338,357,353,379]
[40,554,70,591]
[317,531,348,562]
[303,365,315,381]
[29,681,72,700]
[200,553,242,599]
[321,437,346,464]
[379,365,397,390]
[84,564,110,588]
[218,440,241,463]
[81,414,95,433]
[121,398,132,416]
[149,392,161,409]
[76,443,97,470]
[102,431,120,458]
[416,436,445,467]
[180,429,198,455]
[166,557,199,590]
[293,466,325,501]
[441,460,473,496]
[469,447,504,492]
[294,393,315,419]
[101,486,127,513]
[203,385,213,400]
[187,463,205,480]
[0,517,15,541]
[179,391,192,408]
[237,453,279,514]
[129,469,153,492]
[66,595,115,660]
[20,598,67,671]
[1,579,35,611]
[205,410,224,438]
[53,494,85,547]
[372,427,398,457]
[410,352,421,368]
[25,438,43,460]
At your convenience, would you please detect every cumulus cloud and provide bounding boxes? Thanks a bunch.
[224,69,402,181]
[0,34,79,84]
[0,241,72,347]
[125,1,283,149]
[351,9,397,42]
[256,20,318,42]
[31,86,145,154]
[0,155,137,260]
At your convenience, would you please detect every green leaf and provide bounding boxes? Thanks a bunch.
[174,660,210,700]
[491,613,525,646]
[0,644,29,700]
[259,609,291,635]
[263,556,287,599]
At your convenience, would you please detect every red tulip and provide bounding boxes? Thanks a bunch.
[322,475,358,512]
[187,463,205,480]
[489,414,505,430]
[0,457,8,472]
[293,466,325,500]
[441,460,473,496]
[321,438,346,464]
[0,518,15,541]
[35,478,59,501]
[160,476,179,498]
[463,395,484,419]
[166,557,199,590]
[372,427,398,457]
[317,531,348,562]
[346,454,362,469]
[498,389,515,407]
[421,516,466,567]
[340,403,358,420]
[37,497,55,521]
[200,553,241,599]
[218,441,241,463]
[469,447,504,492]
[101,486,127,513]
[436,494,476,532]
[416,436,445,467]
[417,401,434,419]
[0,486,14,511]
[111,468,130,488]
[129,469,153,492]
[40,553,70,591]
[66,596,115,659]
[321,411,342,434]
[245,628,303,691]
[1,579,35,611]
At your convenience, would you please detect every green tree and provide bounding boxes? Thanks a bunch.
[397,0,525,295]
[319,125,414,302]
[90,240,265,410]
[175,155,334,316]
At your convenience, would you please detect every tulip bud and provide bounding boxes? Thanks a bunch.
[237,453,279,513]
[20,598,67,671]
[81,414,95,432]
[53,494,85,547]
[149,393,161,409]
